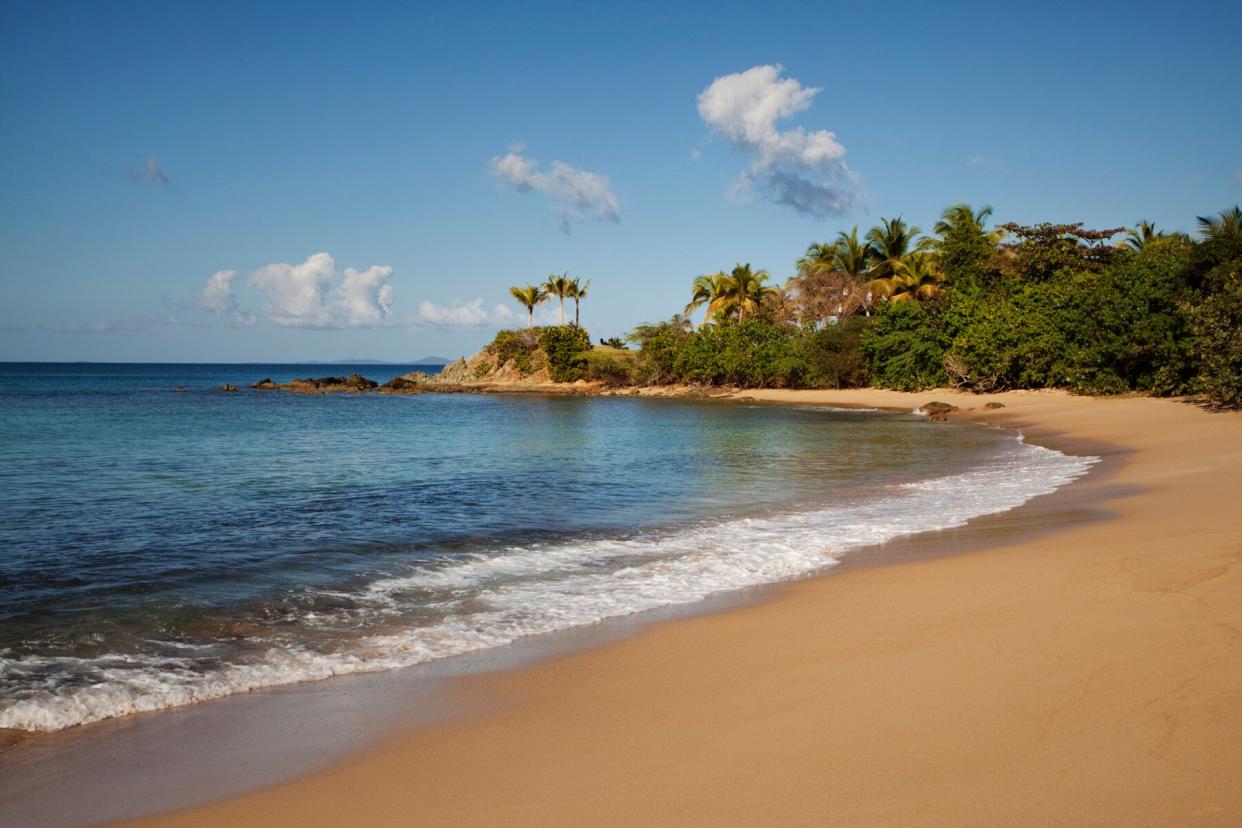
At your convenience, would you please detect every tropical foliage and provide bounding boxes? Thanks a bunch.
[496,204,1242,405]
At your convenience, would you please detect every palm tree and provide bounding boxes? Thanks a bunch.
[933,203,1005,244]
[833,227,873,279]
[567,277,590,327]
[866,216,932,281]
[1196,207,1242,243]
[763,283,799,325]
[544,272,573,325]
[509,283,548,329]
[866,252,944,303]
[1124,220,1167,251]
[796,242,837,278]
[714,263,778,322]
[685,271,731,327]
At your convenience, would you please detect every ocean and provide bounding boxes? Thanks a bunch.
[0,363,1096,735]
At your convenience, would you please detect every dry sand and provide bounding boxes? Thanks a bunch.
[131,390,1242,827]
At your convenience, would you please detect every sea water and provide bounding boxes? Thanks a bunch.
[0,363,1095,734]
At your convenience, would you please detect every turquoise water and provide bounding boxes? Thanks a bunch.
[0,363,1095,733]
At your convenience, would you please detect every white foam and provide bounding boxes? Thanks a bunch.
[0,436,1096,733]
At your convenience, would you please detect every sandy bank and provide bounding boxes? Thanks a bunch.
[132,389,1242,827]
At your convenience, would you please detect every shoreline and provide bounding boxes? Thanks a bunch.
[116,388,1242,826]
[0,394,1105,826]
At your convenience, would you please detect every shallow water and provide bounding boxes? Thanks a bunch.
[0,363,1096,734]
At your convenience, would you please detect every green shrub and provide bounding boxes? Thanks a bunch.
[536,325,592,382]
[860,301,949,390]
[584,347,639,386]
[1192,273,1242,406]
[801,317,871,388]
[488,329,539,375]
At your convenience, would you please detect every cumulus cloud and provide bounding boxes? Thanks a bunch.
[198,269,257,326]
[125,155,172,187]
[697,65,858,217]
[418,298,513,328]
[489,146,620,233]
[249,252,395,328]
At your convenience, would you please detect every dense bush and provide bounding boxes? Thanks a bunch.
[536,325,592,382]
[488,329,539,374]
[600,205,1242,404]
[1192,274,1242,406]
[860,301,950,390]
[625,317,871,389]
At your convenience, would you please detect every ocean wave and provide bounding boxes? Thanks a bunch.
[0,437,1096,733]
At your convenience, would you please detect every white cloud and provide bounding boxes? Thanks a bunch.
[697,65,858,217]
[249,252,396,328]
[418,298,513,328]
[690,148,703,161]
[199,269,257,326]
[125,155,172,187]
[489,146,620,233]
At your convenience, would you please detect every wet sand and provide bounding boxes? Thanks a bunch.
[105,390,1242,825]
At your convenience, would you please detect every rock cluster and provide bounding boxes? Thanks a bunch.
[918,401,960,421]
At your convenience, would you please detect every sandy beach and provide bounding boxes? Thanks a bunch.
[126,389,1242,827]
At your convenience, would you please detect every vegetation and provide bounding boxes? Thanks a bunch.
[509,283,548,329]
[493,205,1241,406]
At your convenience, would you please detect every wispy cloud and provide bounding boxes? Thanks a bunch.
[489,145,620,234]
[697,64,859,217]
[1235,172,1242,187]
[968,154,1006,171]
[124,155,173,188]
[417,299,513,328]
[249,252,395,328]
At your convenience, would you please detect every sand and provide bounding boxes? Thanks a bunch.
[128,390,1242,827]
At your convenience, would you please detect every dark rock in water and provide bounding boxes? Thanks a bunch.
[263,374,379,393]
[380,375,423,393]
[984,401,1006,410]
[174,386,187,393]
[919,401,959,421]
[217,384,240,392]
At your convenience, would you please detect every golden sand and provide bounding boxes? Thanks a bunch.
[131,390,1242,827]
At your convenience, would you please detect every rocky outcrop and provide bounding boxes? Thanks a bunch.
[918,401,960,421]
[252,374,380,394]
[984,401,1006,410]
[217,384,240,392]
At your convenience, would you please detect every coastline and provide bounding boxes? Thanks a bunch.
[117,388,1242,826]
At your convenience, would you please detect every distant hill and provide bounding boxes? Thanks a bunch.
[413,356,453,365]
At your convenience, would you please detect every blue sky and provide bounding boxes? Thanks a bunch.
[2,0,1239,362]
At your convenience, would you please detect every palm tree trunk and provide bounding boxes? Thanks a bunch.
[559,299,565,326]
[527,308,533,329]
[574,299,580,327]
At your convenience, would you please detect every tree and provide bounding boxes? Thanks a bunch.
[509,283,548,329]
[714,263,779,322]
[567,276,590,327]
[1196,206,1242,244]
[935,203,987,234]
[685,272,731,327]
[544,272,573,325]
[1125,220,1167,251]
[833,227,873,280]
[870,253,946,303]
[796,242,837,278]
[761,284,799,326]
[866,217,932,281]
